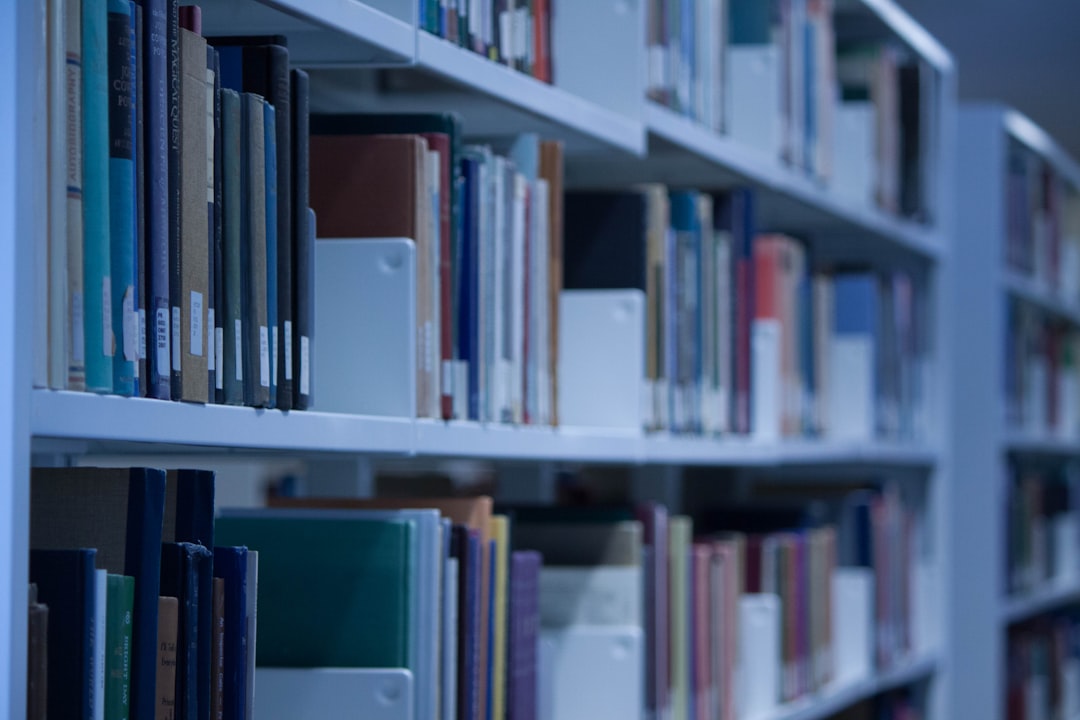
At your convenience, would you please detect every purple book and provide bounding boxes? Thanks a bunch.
[636,502,670,720]
[507,551,541,720]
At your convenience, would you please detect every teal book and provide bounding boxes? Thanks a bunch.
[105,574,134,720]
[83,0,114,393]
[107,0,136,395]
[214,513,415,669]
[263,102,278,409]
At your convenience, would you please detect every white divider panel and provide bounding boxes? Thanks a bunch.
[255,667,414,720]
[728,46,781,163]
[831,568,874,685]
[832,103,876,210]
[740,594,782,720]
[558,290,646,430]
[314,238,417,418]
[538,626,644,720]
[551,0,645,123]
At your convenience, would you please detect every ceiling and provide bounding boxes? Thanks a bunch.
[896,0,1080,158]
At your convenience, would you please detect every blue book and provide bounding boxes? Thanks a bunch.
[681,0,693,114]
[213,547,250,720]
[140,0,171,400]
[730,0,775,44]
[31,467,167,720]
[161,542,212,720]
[670,190,700,433]
[108,0,136,395]
[460,155,480,420]
[83,0,113,393]
[30,549,98,720]
[485,537,497,720]
[834,273,879,337]
[264,101,278,408]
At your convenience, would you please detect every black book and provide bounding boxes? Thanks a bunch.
[134,2,148,396]
[563,191,650,290]
[213,48,225,403]
[166,0,182,398]
[290,68,310,410]
[161,542,212,720]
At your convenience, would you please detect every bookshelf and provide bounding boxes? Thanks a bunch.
[5,0,958,719]
[952,104,1080,720]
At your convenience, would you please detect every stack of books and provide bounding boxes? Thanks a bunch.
[311,121,564,425]
[27,468,257,720]
[1008,613,1080,720]
[1006,459,1080,596]
[418,0,553,84]
[39,0,314,410]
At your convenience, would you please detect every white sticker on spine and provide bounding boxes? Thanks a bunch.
[155,307,169,374]
[207,309,215,371]
[102,277,114,357]
[190,291,203,357]
[272,326,279,384]
[171,307,181,371]
[138,308,147,361]
[122,287,137,362]
[234,319,243,382]
[259,326,270,388]
[284,321,293,381]
[300,335,310,396]
[72,292,85,364]
[215,328,224,389]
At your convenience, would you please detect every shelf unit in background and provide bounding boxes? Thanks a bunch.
[4,0,958,719]
[951,104,1080,720]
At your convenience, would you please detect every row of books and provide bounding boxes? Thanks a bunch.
[564,187,927,441]
[1005,139,1080,298]
[1008,613,1080,720]
[27,468,256,720]
[418,0,552,84]
[39,0,314,409]
[311,119,564,424]
[1005,302,1080,437]
[1006,459,1080,596]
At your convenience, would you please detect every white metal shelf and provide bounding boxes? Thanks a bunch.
[1003,270,1080,326]
[199,0,416,66]
[32,390,939,468]
[1003,431,1080,457]
[1003,581,1080,625]
[766,655,939,720]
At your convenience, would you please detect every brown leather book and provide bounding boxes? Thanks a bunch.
[179,28,209,403]
[156,596,179,720]
[27,585,48,720]
[539,140,564,427]
[212,578,225,720]
[310,133,435,417]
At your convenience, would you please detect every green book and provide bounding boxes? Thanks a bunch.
[669,516,692,720]
[105,574,134,720]
[215,514,415,668]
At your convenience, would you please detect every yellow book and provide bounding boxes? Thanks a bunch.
[670,516,692,720]
[491,515,510,720]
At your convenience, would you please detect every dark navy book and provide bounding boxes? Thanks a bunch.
[213,546,250,720]
[161,542,212,720]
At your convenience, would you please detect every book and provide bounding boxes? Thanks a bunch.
[289,68,311,410]
[219,88,243,405]
[507,551,540,720]
[241,92,269,407]
[178,27,209,402]
[93,568,107,720]
[65,0,87,390]
[490,516,510,720]
[166,0,181,397]
[207,46,220,403]
[105,574,135,720]
[263,101,278,409]
[30,548,97,720]
[538,140,563,427]
[212,577,225,720]
[30,467,167,720]
[108,0,136,396]
[156,596,179,720]
[28,586,49,720]
[212,547,249,720]
[47,0,68,390]
[134,2,146,397]
[83,0,114,393]
[212,49,224,404]
[215,514,416,669]
[160,542,212,720]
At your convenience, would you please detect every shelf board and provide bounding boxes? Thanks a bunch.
[199,0,415,66]
[1003,431,1080,457]
[31,390,414,456]
[1003,108,1080,189]
[766,655,938,720]
[1003,581,1080,625]
[32,392,938,467]
[836,0,953,74]
[1003,270,1080,325]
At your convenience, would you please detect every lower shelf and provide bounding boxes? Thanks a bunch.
[32,389,939,467]
[1003,581,1080,625]
[766,655,939,720]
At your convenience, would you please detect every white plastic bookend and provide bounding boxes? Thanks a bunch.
[832,567,874,685]
[538,625,644,720]
[254,667,414,720]
[739,593,781,720]
[728,46,781,161]
[313,238,417,418]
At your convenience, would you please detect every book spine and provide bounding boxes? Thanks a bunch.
[242,93,269,407]
[290,69,310,410]
[166,0,182,397]
[156,597,179,720]
[206,46,217,402]
[212,578,225,720]
[105,575,135,720]
[83,0,114,393]
[220,89,243,405]
[65,0,87,390]
[108,0,136,396]
[212,49,224,403]
[142,0,170,398]
[179,28,209,402]
[48,0,69,390]
[264,101,278,409]
[134,2,147,396]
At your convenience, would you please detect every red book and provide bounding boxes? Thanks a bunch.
[754,237,782,321]
[533,0,552,83]
[418,132,455,421]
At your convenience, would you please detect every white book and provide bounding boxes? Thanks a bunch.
[739,594,781,720]
[245,551,259,720]
[531,179,550,425]
[64,0,86,391]
[427,149,441,419]
[539,565,644,629]
[510,172,528,423]
[716,231,732,435]
[31,0,48,390]
[47,0,67,390]
[493,157,510,423]
[93,569,106,720]
[443,556,459,720]
[752,318,783,441]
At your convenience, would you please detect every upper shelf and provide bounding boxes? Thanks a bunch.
[1003,581,1080,625]
[1003,270,1080,326]
[1002,108,1080,190]
[32,391,938,468]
